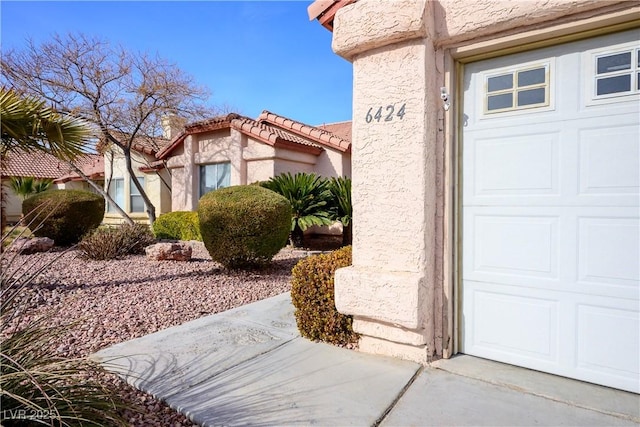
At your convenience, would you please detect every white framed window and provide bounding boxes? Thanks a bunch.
[199,162,230,197]
[107,178,124,213]
[484,63,551,114]
[130,176,145,213]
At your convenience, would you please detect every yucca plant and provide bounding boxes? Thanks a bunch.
[328,176,352,246]
[261,172,333,247]
[1,319,129,427]
[9,176,53,200]
[0,201,130,427]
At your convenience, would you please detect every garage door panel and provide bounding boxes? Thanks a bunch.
[474,133,559,196]
[462,30,640,393]
[578,217,640,285]
[576,304,640,388]
[470,214,558,278]
[465,285,559,361]
[579,126,640,195]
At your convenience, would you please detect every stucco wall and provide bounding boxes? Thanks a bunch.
[169,167,186,211]
[2,180,23,224]
[246,159,275,184]
[434,0,631,45]
[333,0,633,58]
[274,158,314,177]
[315,149,351,178]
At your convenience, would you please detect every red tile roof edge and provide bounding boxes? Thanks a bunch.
[2,150,104,183]
[257,110,351,153]
[231,118,324,156]
[156,112,330,160]
[104,131,171,157]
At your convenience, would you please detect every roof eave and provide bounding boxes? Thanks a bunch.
[258,110,351,153]
[308,0,356,31]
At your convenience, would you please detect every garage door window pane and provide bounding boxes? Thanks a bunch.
[597,52,631,74]
[518,68,545,87]
[591,47,639,100]
[485,63,549,114]
[487,93,513,111]
[597,75,631,96]
[517,88,546,106]
[488,74,513,92]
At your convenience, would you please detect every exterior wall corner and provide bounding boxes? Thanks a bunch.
[333,1,443,363]
[332,0,434,60]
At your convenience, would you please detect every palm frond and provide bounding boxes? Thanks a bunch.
[0,87,91,161]
[261,172,333,232]
[328,176,352,226]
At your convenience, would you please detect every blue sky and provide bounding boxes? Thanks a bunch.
[0,1,353,126]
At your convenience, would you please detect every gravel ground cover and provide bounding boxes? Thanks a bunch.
[3,242,309,426]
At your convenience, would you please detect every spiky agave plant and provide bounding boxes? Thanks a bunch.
[261,172,333,247]
[0,206,130,426]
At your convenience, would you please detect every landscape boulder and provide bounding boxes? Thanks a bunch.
[7,237,55,254]
[145,242,192,261]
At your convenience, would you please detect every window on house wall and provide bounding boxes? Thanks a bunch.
[199,163,230,197]
[107,178,124,213]
[130,176,145,213]
[484,63,550,113]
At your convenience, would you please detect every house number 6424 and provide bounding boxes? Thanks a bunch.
[365,103,406,123]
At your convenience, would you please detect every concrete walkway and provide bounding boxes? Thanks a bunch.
[93,293,640,427]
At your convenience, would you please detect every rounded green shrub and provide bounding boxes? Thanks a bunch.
[22,190,104,246]
[291,246,357,345]
[198,185,291,269]
[153,211,201,241]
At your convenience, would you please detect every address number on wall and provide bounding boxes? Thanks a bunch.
[365,103,406,123]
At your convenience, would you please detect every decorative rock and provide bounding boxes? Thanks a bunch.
[7,237,55,254]
[145,242,192,261]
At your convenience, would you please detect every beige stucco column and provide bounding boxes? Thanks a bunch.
[333,0,440,363]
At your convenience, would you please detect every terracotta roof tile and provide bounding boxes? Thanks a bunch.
[102,131,171,156]
[1,149,104,182]
[258,110,351,152]
[231,117,324,155]
[54,155,104,183]
[317,120,352,142]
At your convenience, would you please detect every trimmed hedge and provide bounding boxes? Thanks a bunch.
[153,211,201,241]
[22,190,104,246]
[198,185,291,269]
[290,246,358,345]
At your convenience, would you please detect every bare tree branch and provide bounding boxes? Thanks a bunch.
[1,33,220,224]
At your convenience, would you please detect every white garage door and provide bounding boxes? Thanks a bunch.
[461,30,640,393]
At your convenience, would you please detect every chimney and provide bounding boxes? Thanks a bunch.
[161,114,186,140]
